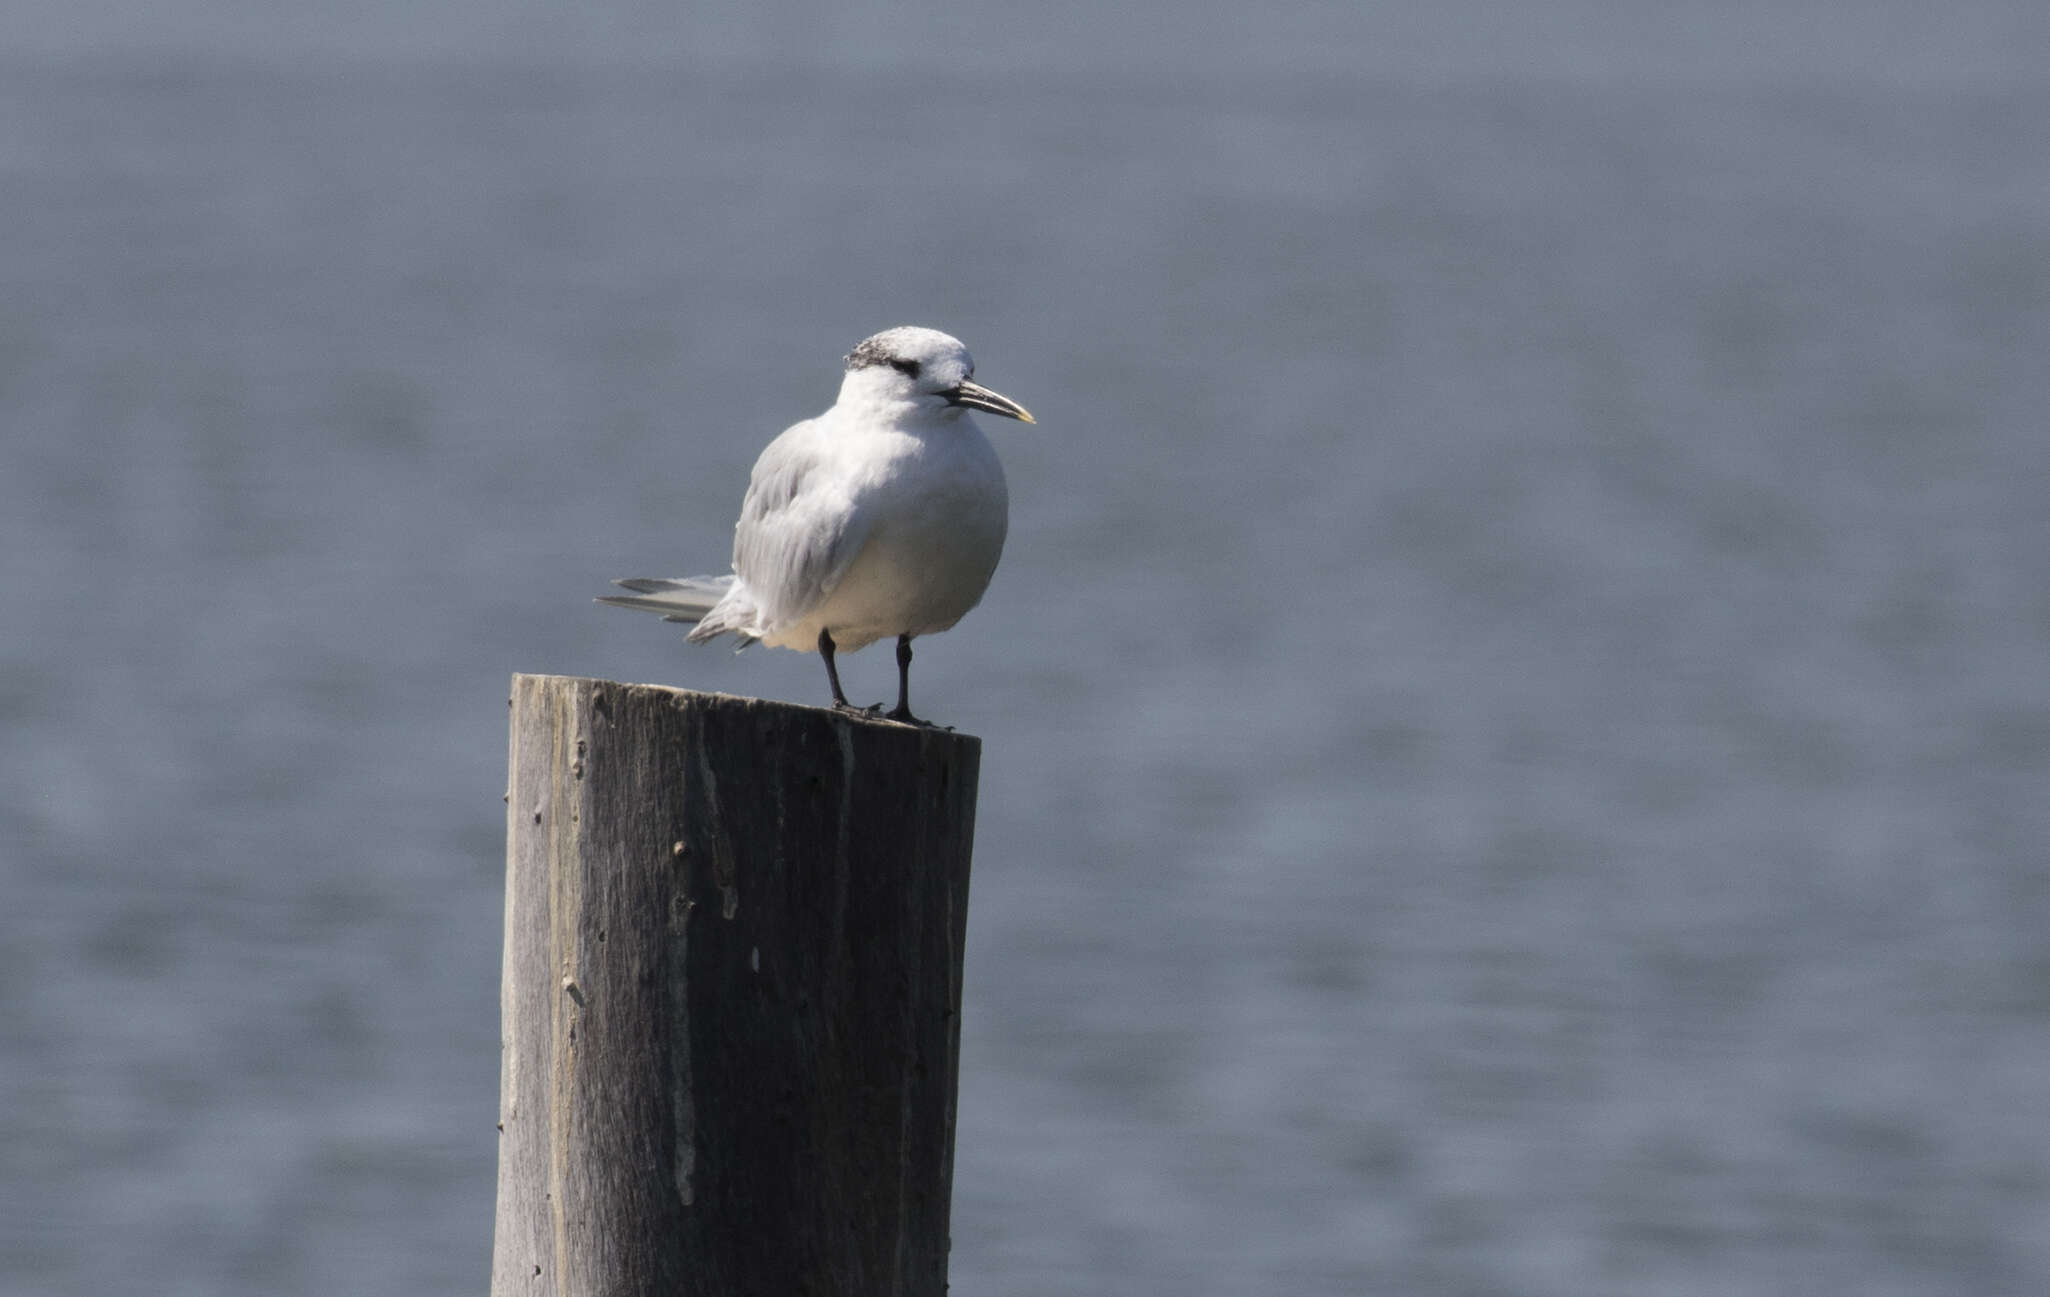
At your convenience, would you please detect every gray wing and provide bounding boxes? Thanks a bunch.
[729,419,873,631]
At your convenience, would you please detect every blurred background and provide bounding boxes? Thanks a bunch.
[5,2,2049,1293]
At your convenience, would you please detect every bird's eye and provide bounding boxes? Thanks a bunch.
[890,359,921,379]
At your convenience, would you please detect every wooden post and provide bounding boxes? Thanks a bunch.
[491,674,980,1297]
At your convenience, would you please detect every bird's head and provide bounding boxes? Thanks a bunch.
[838,326,1036,425]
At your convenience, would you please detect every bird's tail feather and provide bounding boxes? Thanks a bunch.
[596,576,759,646]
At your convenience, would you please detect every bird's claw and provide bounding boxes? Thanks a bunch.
[832,701,950,729]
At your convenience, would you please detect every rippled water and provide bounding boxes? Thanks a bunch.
[6,4,2049,1293]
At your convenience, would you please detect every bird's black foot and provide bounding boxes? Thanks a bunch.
[880,635,951,727]
[882,705,952,730]
[819,629,881,716]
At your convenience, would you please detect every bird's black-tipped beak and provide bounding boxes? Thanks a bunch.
[945,379,1036,424]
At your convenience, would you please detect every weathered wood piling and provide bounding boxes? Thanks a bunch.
[491,673,980,1296]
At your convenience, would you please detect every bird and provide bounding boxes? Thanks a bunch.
[597,326,1034,726]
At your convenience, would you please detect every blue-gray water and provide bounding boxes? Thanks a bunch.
[6,4,2049,1293]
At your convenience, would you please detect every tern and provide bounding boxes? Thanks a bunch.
[598,326,1034,726]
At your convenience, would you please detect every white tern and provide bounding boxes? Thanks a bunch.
[598,326,1034,725]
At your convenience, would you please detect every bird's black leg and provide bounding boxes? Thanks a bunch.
[886,634,924,724]
[818,628,856,711]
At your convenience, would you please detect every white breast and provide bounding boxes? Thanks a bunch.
[763,418,1008,652]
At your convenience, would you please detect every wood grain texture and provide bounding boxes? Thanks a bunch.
[491,674,980,1297]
